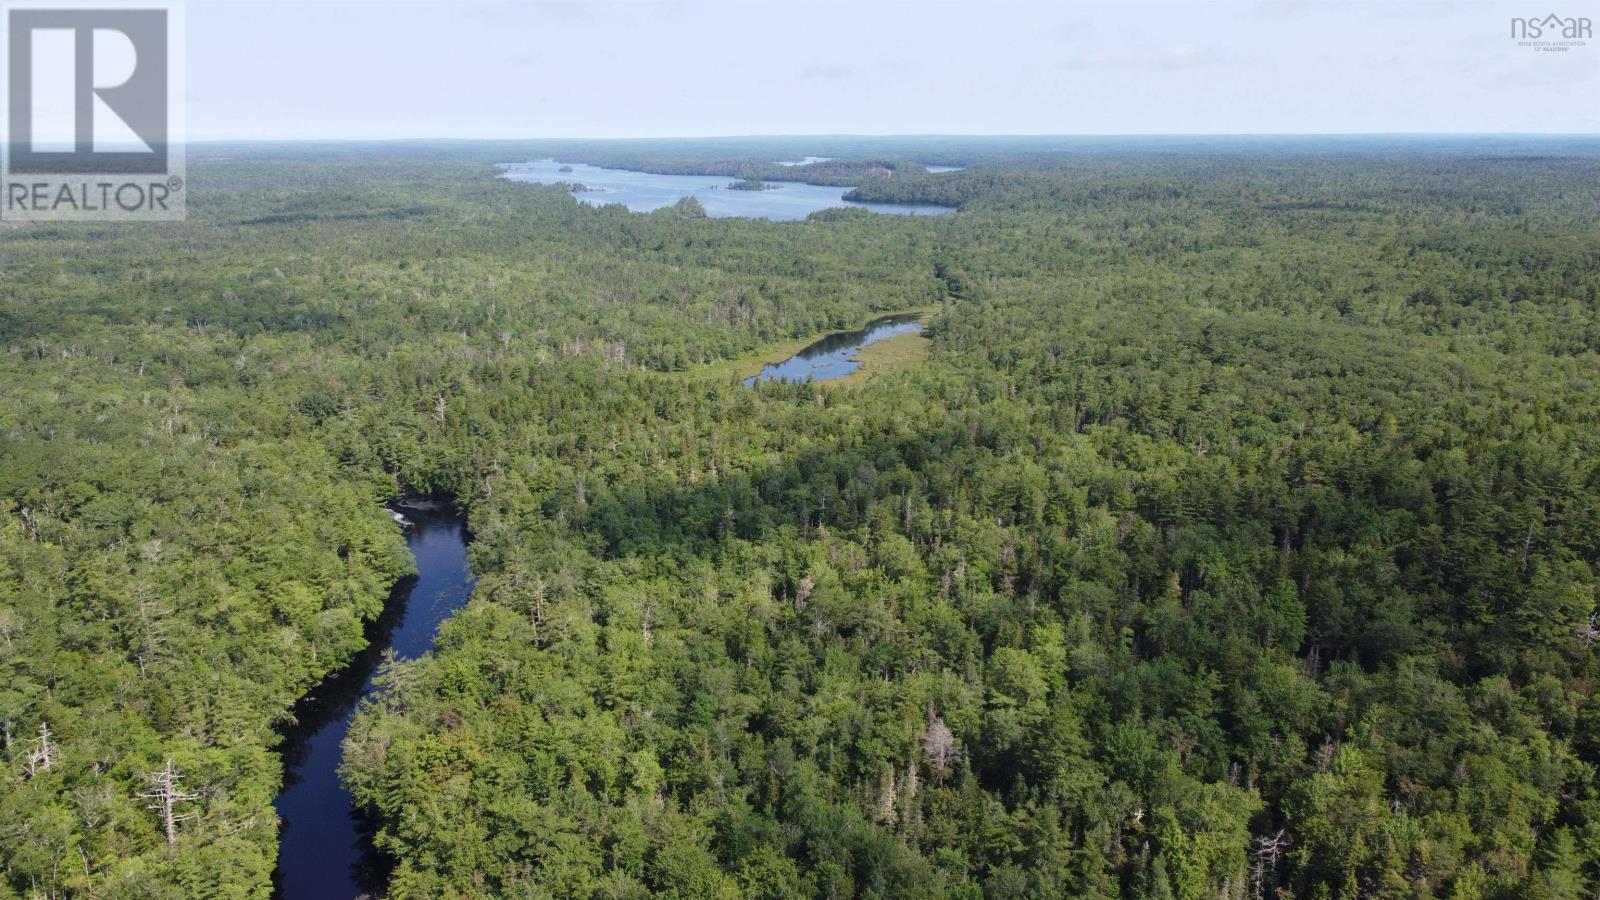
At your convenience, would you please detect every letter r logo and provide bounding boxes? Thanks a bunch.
[7,8,168,173]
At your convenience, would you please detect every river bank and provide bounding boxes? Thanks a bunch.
[272,502,474,900]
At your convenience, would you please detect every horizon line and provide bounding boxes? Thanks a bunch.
[178,131,1600,145]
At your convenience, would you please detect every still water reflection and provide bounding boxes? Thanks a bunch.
[745,315,924,385]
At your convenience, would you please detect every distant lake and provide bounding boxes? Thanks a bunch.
[745,314,925,385]
[923,164,966,173]
[500,159,953,221]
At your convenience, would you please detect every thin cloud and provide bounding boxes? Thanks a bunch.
[459,1,590,24]
[1054,18,1097,41]
[801,63,856,80]
[1055,47,1245,72]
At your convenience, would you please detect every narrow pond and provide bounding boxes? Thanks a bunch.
[745,314,925,385]
[273,502,474,900]
[499,159,953,220]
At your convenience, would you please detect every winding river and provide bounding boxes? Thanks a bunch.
[273,502,474,899]
[270,316,922,892]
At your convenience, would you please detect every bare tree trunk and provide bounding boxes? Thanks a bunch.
[1251,828,1290,900]
[26,721,58,777]
[140,757,198,845]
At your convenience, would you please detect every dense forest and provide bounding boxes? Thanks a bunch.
[3,137,1600,898]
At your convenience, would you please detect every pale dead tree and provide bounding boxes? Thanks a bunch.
[433,394,448,424]
[527,578,548,643]
[794,574,815,612]
[1250,829,1290,900]
[898,759,920,830]
[1577,612,1600,644]
[0,607,16,652]
[140,758,198,845]
[923,706,956,778]
[131,586,171,678]
[873,762,898,824]
[26,722,58,777]
[1315,735,1337,774]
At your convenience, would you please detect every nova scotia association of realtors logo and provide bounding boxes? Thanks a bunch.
[1510,12,1592,51]
[2,3,184,221]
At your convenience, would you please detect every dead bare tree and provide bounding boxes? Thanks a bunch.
[873,762,897,824]
[131,585,171,677]
[0,607,16,653]
[1251,828,1290,900]
[794,574,815,612]
[25,721,58,777]
[898,758,920,830]
[923,706,956,778]
[140,758,198,845]
[1315,734,1337,773]
[527,577,548,643]
[1578,612,1600,644]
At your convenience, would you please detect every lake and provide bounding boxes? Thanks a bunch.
[745,314,925,385]
[500,159,953,221]
[273,503,475,900]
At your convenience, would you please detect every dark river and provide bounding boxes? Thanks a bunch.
[745,314,925,385]
[273,503,473,899]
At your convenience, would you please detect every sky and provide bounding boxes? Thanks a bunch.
[177,0,1599,140]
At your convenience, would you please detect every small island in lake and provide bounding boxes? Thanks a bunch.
[728,178,779,191]
[557,165,573,172]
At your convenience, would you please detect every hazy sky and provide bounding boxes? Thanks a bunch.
[182,0,1599,139]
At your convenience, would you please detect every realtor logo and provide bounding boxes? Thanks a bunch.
[2,3,184,221]
[1509,12,1591,52]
